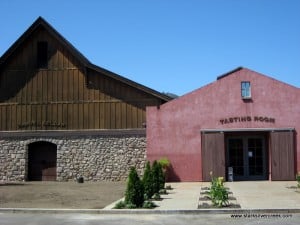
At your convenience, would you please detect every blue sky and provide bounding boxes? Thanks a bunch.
[1,0,299,95]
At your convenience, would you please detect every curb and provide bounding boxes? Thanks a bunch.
[1,208,300,215]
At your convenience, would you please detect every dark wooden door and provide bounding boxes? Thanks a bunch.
[28,142,57,181]
[271,131,295,180]
[201,132,225,181]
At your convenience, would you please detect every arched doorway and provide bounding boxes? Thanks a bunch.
[28,141,57,181]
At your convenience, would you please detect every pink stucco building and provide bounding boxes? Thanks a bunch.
[146,67,300,181]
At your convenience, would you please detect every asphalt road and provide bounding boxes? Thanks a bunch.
[1,213,300,225]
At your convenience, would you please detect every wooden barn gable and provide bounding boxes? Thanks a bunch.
[0,17,171,131]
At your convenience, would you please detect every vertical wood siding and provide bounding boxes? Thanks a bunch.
[0,28,161,130]
[271,131,295,180]
[201,132,225,181]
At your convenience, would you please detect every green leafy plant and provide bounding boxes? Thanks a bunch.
[152,160,161,194]
[142,161,154,200]
[208,172,229,207]
[113,200,126,209]
[159,189,168,195]
[165,185,173,190]
[158,157,170,170]
[126,203,137,209]
[296,172,300,188]
[142,201,157,209]
[152,193,161,201]
[152,160,165,193]
[125,167,144,208]
[114,166,161,209]
[158,163,165,190]
[158,157,171,182]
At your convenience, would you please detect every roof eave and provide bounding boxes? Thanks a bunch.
[87,63,173,102]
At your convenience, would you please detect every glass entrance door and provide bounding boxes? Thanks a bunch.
[227,136,267,180]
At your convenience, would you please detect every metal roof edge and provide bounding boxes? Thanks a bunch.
[87,63,173,102]
[216,67,244,80]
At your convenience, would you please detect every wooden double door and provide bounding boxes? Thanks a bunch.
[28,141,57,181]
[201,131,295,181]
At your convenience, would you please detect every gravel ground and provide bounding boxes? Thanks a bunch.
[0,181,125,209]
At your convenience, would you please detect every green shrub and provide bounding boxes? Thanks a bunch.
[152,161,160,194]
[208,176,229,207]
[158,163,165,190]
[158,157,170,170]
[113,200,126,209]
[296,172,300,188]
[126,203,137,209]
[143,201,157,209]
[152,193,161,200]
[152,160,165,193]
[158,157,171,182]
[142,161,154,200]
[165,185,173,190]
[159,189,167,195]
[125,167,144,208]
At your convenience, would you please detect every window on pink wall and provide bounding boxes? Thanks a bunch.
[241,81,251,99]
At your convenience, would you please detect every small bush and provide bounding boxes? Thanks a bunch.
[152,160,165,193]
[208,173,229,207]
[143,201,157,209]
[159,189,168,195]
[125,167,144,208]
[115,166,162,209]
[152,161,160,194]
[126,203,137,209]
[113,200,126,209]
[142,161,154,200]
[152,193,161,201]
[165,185,173,190]
[158,163,165,190]
[158,157,171,182]
[158,157,170,169]
[296,172,300,188]
[113,199,158,209]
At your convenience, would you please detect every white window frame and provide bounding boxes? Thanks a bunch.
[241,81,251,99]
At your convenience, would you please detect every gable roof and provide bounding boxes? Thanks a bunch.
[0,16,172,102]
[216,67,299,90]
[217,67,244,80]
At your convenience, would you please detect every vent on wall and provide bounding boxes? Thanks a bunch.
[37,41,48,68]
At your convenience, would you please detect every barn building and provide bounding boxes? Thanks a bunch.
[0,17,171,181]
[147,67,299,181]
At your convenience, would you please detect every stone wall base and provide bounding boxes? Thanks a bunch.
[0,129,146,182]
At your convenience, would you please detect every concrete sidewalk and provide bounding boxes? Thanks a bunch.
[154,182,201,210]
[103,182,201,210]
[226,181,300,209]
[105,181,300,210]
[1,181,300,214]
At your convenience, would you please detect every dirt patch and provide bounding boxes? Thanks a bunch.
[0,181,125,209]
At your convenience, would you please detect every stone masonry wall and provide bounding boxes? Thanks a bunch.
[0,130,146,182]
